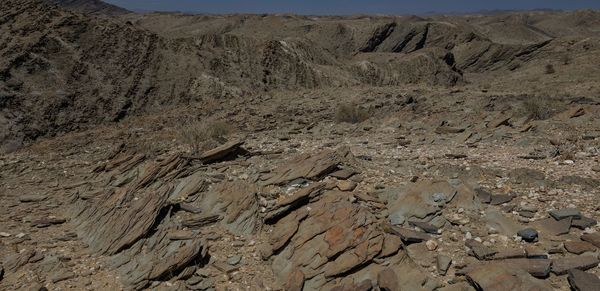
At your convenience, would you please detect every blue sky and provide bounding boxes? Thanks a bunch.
[104,0,600,15]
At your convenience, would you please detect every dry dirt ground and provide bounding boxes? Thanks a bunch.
[1,1,600,291]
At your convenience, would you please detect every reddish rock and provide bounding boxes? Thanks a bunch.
[581,232,600,248]
[551,255,600,275]
[564,241,597,255]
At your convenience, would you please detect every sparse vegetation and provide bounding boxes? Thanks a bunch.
[544,64,555,74]
[335,103,369,124]
[518,97,564,120]
[178,119,234,153]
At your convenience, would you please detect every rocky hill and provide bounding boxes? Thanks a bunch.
[1,0,600,153]
[42,0,130,16]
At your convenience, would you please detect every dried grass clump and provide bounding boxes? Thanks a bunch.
[178,120,234,153]
[518,97,563,120]
[544,64,555,74]
[335,103,369,124]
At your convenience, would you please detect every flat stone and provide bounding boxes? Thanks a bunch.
[534,217,572,236]
[572,216,597,230]
[18,194,46,203]
[551,255,600,275]
[409,220,439,234]
[50,270,76,283]
[31,218,67,228]
[466,263,552,290]
[525,246,548,259]
[391,226,431,243]
[492,248,527,260]
[549,208,581,220]
[213,261,239,273]
[564,241,597,255]
[0,232,10,237]
[199,140,245,164]
[337,180,357,191]
[227,255,242,266]
[518,210,535,218]
[568,269,600,291]
[466,239,497,260]
[490,194,513,205]
[475,188,492,203]
[168,230,196,241]
[285,269,304,291]
[517,228,538,242]
[581,232,600,248]
[329,169,356,180]
[388,211,405,226]
[437,254,452,275]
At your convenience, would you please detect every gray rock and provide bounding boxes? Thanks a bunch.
[572,216,597,230]
[549,208,581,220]
[18,194,46,203]
[432,192,447,203]
[389,211,406,226]
[227,255,242,266]
[50,270,76,283]
[490,194,513,205]
[436,254,452,275]
[517,228,539,242]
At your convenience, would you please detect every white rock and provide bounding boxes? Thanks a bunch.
[0,232,10,237]
[426,240,438,251]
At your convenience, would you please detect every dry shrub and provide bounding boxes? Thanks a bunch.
[544,64,555,74]
[518,97,564,120]
[335,103,369,124]
[178,120,234,153]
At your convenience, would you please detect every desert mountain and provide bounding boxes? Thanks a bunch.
[1,0,600,152]
[42,0,130,16]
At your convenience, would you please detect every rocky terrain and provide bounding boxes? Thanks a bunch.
[1,0,600,290]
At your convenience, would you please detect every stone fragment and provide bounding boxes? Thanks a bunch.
[568,269,600,291]
[466,263,552,290]
[549,208,581,220]
[492,248,526,260]
[534,217,572,236]
[329,169,356,180]
[475,187,492,203]
[261,147,353,185]
[391,226,431,243]
[564,241,597,255]
[31,218,67,228]
[18,194,46,203]
[199,140,245,164]
[377,268,399,290]
[388,211,405,226]
[3,249,35,272]
[227,255,242,266]
[490,194,513,205]
[50,270,76,283]
[581,232,600,248]
[517,228,538,242]
[572,216,597,230]
[437,255,452,275]
[551,255,600,275]
[409,220,439,234]
[466,240,496,260]
[337,180,357,191]
[285,269,304,291]
[426,240,438,251]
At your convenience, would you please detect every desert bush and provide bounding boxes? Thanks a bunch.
[518,97,563,120]
[178,120,234,153]
[544,64,555,74]
[335,103,369,124]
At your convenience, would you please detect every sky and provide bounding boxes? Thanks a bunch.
[103,0,600,15]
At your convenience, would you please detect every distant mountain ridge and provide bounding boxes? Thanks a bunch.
[43,0,130,16]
